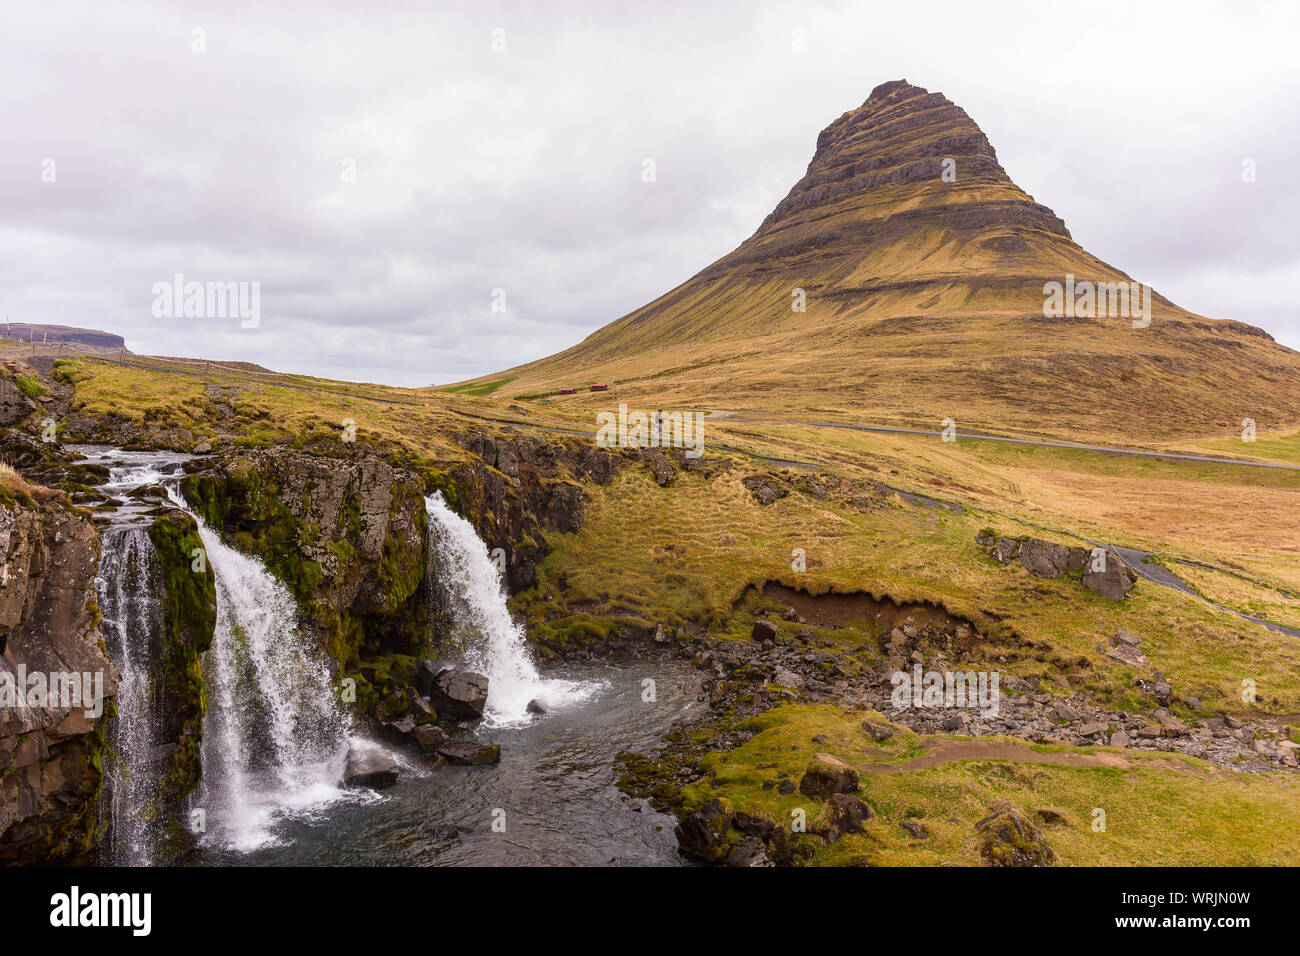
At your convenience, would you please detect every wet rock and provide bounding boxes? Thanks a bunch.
[344,744,401,789]
[436,740,501,766]
[798,753,859,799]
[526,698,548,715]
[414,659,453,698]
[675,798,734,863]
[430,668,490,720]
[975,803,1055,867]
[382,715,417,743]
[414,724,448,753]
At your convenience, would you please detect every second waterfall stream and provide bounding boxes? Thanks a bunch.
[424,492,601,727]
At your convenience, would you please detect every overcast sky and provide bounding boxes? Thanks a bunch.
[3,0,1297,387]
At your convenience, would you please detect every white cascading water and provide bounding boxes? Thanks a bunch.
[97,524,163,866]
[424,492,601,727]
[177,507,357,852]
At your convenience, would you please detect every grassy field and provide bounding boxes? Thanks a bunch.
[30,346,1300,866]
[680,705,1300,866]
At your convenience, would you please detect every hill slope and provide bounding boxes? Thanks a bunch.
[462,80,1300,445]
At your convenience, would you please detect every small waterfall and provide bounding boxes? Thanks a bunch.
[424,492,601,727]
[97,525,163,866]
[179,506,354,853]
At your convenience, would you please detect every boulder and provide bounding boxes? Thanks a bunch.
[436,740,501,766]
[1114,629,1142,647]
[994,538,1021,564]
[825,793,872,839]
[751,620,778,643]
[430,668,490,720]
[975,803,1055,867]
[725,836,772,867]
[771,668,806,693]
[675,799,734,863]
[798,753,859,799]
[1106,644,1148,668]
[344,744,401,789]
[526,698,548,715]
[413,724,448,753]
[1082,551,1137,600]
[414,659,453,698]
[1018,538,1088,579]
[861,720,894,742]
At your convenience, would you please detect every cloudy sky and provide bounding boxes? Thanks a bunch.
[3,0,1297,387]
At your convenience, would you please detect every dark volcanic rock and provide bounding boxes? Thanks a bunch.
[798,753,859,798]
[430,668,489,720]
[975,803,1055,867]
[675,798,734,863]
[344,744,401,789]
[1082,550,1137,600]
[436,740,501,766]
[1018,538,1088,579]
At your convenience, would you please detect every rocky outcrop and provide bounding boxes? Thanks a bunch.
[427,667,489,720]
[975,803,1055,867]
[978,532,1135,601]
[142,507,217,857]
[1082,549,1137,600]
[0,485,117,864]
[798,753,859,798]
[343,742,401,789]
[179,447,429,674]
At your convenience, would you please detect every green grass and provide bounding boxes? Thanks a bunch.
[439,376,515,397]
[682,704,1300,866]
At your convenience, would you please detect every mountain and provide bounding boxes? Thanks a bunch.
[461,80,1300,444]
[0,322,127,351]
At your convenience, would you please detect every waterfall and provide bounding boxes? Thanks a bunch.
[424,492,601,727]
[97,525,163,866]
[81,446,360,856]
[176,501,355,853]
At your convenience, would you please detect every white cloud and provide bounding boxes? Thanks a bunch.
[1,0,1297,387]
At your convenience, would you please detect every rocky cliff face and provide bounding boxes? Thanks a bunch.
[0,484,117,864]
[172,433,600,724]
[143,506,216,858]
